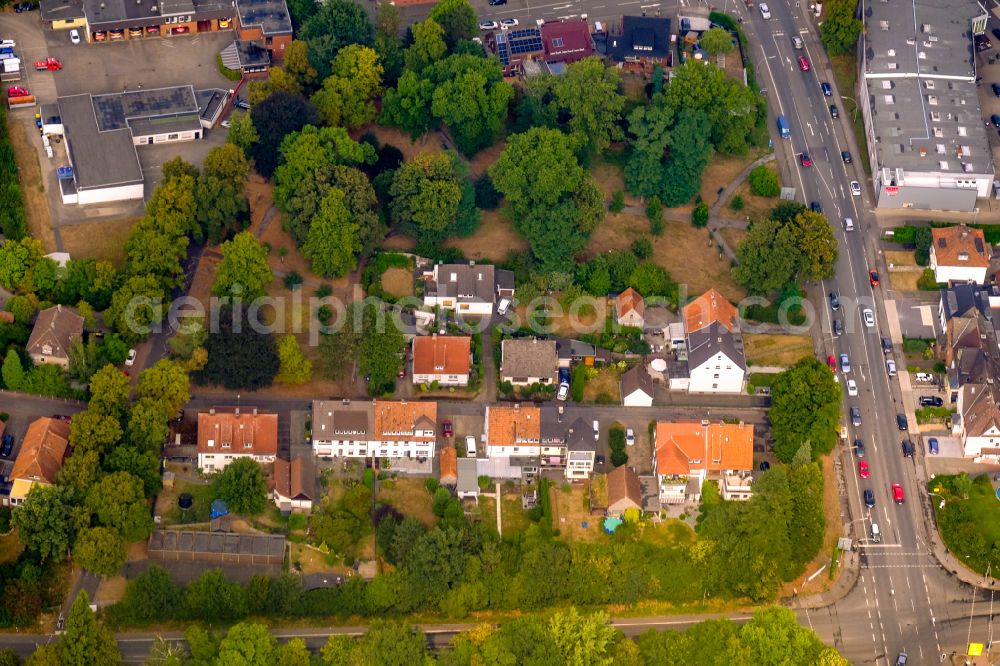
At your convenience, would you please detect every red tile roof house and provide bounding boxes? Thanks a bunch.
[653,420,754,504]
[197,408,278,473]
[272,456,317,513]
[540,19,594,65]
[412,334,472,387]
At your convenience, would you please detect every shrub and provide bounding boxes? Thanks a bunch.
[650,217,665,236]
[692,202,709,228]
[631,237,653,260]
[216,54,242,82]
[748,165,780,197]
[729,194,745,211]
[474,173,501,210]
[570,364,587,402]
[315,284,333,298]
[917,268,940,291]
[283,271,303,290]
[914,227,933,265]
[477,475,492,491]
[610,190,626,213]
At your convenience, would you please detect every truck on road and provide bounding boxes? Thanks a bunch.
[777,115,790,138]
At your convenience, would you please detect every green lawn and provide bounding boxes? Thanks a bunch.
[830,54,871,176]
[931,474,1000,574]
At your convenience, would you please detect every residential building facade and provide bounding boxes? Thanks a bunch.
[485,403,541,458]
[311,400,373,458]
[564,417,596,479]
[370,400,437,460]
[197,408,278,473]
[653,420,754,503]
[272,456,317,513]
[615,287,645,328]
[621,364,654,407]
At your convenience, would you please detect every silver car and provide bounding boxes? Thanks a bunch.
[863,308,875,328]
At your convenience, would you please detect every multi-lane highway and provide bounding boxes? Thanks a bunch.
[741,0,997,662]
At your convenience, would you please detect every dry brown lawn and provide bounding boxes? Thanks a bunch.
[500,493,531,536]
[550,483,601,542]
[60,217,138,265]
[380,267,413,298]
[700,155,757,208]
[187,251,219,307]
[513,298,607,338]
[95,576,127,605]
[290,542,343,574]
[888,270,922,292]
[378,477,436,527]
[583,366,622,402]
[366,125,443,163]
[0,530,23,565]
[720,227,748,250]
[586,213,745,302]
[445,208,528,261]
[744,334,815,367]
[382,233,417,251]
[469,140,505,177]
[722,163,781,222]
[591,159,641,207]
[885,250,918,267]
[8,118,57,252]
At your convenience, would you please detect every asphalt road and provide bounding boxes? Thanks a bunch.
[741,1,996,663]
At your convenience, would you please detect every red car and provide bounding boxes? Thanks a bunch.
[800,153,812,167]
[869,269,880,286]
[798,55,811,71]
[827,355,837,370]
[891,483,905,504]
[858,460,869,479]
[442,420,453,438]
[7,86,29,98]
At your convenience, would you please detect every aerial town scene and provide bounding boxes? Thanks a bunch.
[0,0,998,662]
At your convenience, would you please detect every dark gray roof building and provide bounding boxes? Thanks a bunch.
[565,417,596,453]
[607,15,673,64]
[501,338,558,383]
[687,321,746,371]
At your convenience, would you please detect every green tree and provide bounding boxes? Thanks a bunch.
[313,45,384,129]
[58,591,121,666]
[195,174,249,246]
[356,622,429,666]
[0,237,44,290]
[489,127,604,269]
[227,111,259,154]
[283,39,319,91]
[428,0,477,47]
[250,92,320,178]
[75,527,127,577]
[548,57,625,151]
[276,334,313,385]
[276,638,312,666]
[731,218,802,294]
[216,623,277,666]
[659,109,713,207]
[819,0,863,55]
[2,348,24,390]
[0,649,21,666]
[215,458,268,515]
[302,188,360,278]
[126,398,171,453]
[406,18,448,72]
[627,263,673,299]
[87,364,131,418]
[193,306,279,391]
[374,4,405,85]
[389,153,464,250]
[691,201,709,228]
[430,55,513,156]
[11,484,78,561]
[661,60,758,155]
[358,304,406,396]
[213,231,274,300]
[790,210,838,281]
[86,471,155,541]
[104,275,167,342]
[69,410,123,457]
[136,359,191,419]
[185,569,248,622]
[699,27,735,55]
[300,0,374,78]
[119,565,181,622]
[56,449,102,503]
[770,358,841,462]
[549,608,618,666]
[380,70,437,138]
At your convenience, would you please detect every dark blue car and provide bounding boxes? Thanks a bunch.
[558,367,570,383]
[1,434,13,458]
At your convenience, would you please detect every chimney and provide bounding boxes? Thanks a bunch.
[235,406,240,416]
[919,146,928,157]
[252,407,258,416]
[209,407,215,415]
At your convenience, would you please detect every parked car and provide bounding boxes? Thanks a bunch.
[626,428,635,446]
[896,652,907,666]
[901,440,915,457]
[798,55,810,71]
[125,348,137,366]
[559,367,570,383]
[840,353,851,373]
[821,81,832,96]
[1,434,13,457]
[810,201,823,213]
[993,28,1000,41]
[827,355,837,370]
[854,438,865,457]
[869,269,880,286]
[52,414,72,423]
[928,437,939,454]
[992,114,1000,129]
[489,0,507,5]
[479,20,499,30]
[915,372,934,382]
[759,461,771,471]
[235,99,250,110]
[881,337,892,354]
[891,483,905,504]
[14,2,37,12]
[833,319,843,336]
[864,488,875,507]
[442,420,453,438]
[557,382,569,401]
[858,459,869,479]
[500,18,519,27]
[897,414,908,431]
[592,420,600,441]
[992,83,1000,97]
[850,406,862,426]
[919,395,943,407]
[69,29,81,44]
[800,153,812,167]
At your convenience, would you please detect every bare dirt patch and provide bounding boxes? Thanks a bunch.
[188,250,219,306]
[586,213,745,302]
[59,217,138,265]
[744,334,814,367]
[7,117,56,252]
[445,208,528,261]
[551,483,601,542]
[382,233,417,252]
[365,125,443,163]
[380,267,414,298]
[583,366,622,402]
[468,140,505,177]
[378,477,436,527]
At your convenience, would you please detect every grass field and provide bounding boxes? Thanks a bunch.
[8,118,57,252]
[60,217,138,265]
[550,483,600,542]
[722,162,780,222]
[380,267,413,298]
[885,250,918,267]
[700,153,766,208]
[887,269,922,292]
[582,366,622,403]
[444,208,528,262]
[744,334,814,367]
[932,474,1000,574]
[0,529,23,565]
[378,477,436,527]
[830,54,871,176]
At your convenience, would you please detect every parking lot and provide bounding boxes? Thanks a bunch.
[0,393,86,477]
[0,13,238,232]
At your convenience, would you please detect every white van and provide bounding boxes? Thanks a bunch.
[465,435,477,458]
[871,522,881,543]
[886,359,896,376]
[843,217,855,231]
[497,298,512,316]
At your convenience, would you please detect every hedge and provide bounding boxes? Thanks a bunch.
[0,105,27,240]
